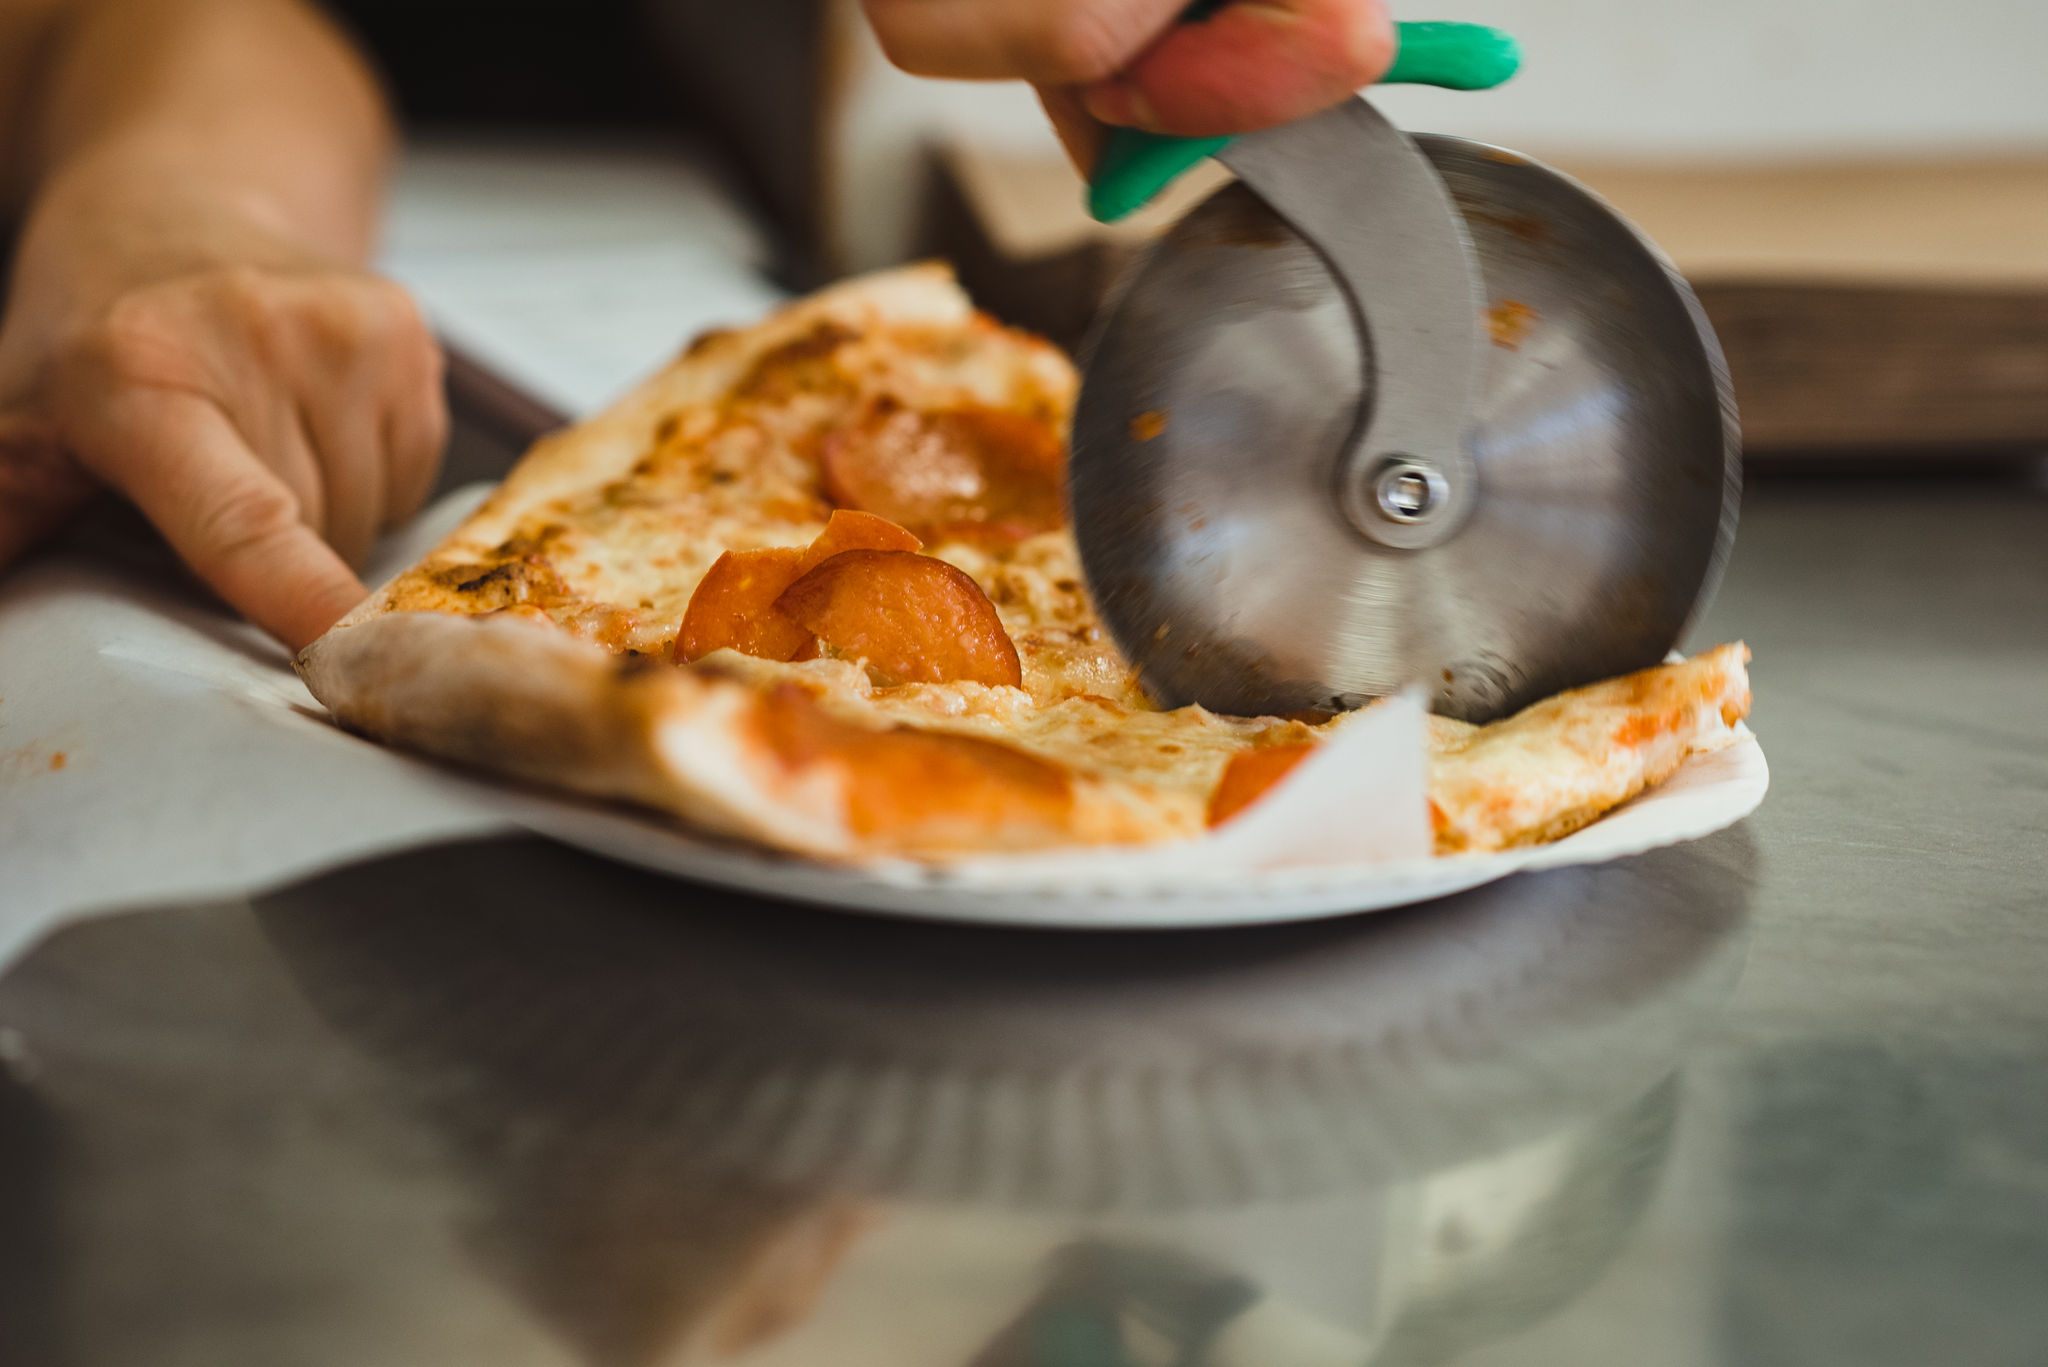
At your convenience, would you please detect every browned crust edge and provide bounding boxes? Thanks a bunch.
[1429,642,1753,854]
[298,610,1169,861]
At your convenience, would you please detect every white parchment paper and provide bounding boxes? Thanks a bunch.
[0,485,1765,957]
[0,493,512,970]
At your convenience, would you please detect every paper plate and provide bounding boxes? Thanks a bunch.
[489,729,1767,930]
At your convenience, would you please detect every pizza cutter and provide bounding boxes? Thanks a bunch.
[1069,20,1740,722]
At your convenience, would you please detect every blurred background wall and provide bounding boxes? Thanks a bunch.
[827,0,2048,270]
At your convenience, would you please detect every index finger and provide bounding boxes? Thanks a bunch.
[72,389,368,650]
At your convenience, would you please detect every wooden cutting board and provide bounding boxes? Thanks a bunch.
[923,144,2048,456]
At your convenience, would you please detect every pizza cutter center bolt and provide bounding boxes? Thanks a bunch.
[1373,458,1449,525]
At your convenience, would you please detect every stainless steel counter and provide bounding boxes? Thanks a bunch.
[1,467,2044,1366]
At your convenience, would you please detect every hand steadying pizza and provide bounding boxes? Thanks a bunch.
[862,0,1397,167]
[0,0,445,651]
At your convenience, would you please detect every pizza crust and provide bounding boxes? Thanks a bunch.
[1427,642,1753,853]
[300,609,1180,861]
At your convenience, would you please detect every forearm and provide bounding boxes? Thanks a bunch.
[15,0,392,277]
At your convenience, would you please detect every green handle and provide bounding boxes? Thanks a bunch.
[1087,19,1521,224]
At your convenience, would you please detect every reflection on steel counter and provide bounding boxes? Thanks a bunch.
[243,833,1756,1365]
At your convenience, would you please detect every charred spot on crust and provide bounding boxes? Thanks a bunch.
[491,524,566,560]
[454,564,523,598]
[437,554,566,611]
[734,320,862,400]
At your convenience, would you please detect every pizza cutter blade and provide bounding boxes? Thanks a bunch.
[1069,100,1740,723]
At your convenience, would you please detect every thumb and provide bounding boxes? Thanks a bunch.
[0,409,98,569]
[1081,0,1395,137]
[69,389,367,650]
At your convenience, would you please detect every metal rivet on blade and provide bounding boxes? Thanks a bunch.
[1373,458,1449,524]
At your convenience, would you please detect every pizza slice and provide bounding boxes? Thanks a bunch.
[298,265,1750,862]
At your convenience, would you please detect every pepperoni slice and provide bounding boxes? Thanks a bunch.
[820,400,1065,544]
[676,513,926,664]
[751,685,1071,844]
[775,549,1022,687]
[797,508,922,574]
[675,548,812,663]
[1207,743,1318,826]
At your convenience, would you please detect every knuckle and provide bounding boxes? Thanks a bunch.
[204,266,298,365]
[379,291,446,403]
[193,477,303,562]
[399,383,452,485]
[411,323,447,386]
[208,268,409,368]
[308,299,365,361]
[70,298,179,387]
[370,272,421,321]
[210,265,285,328]
[418,379,452,445]
[325,276,426,363]
[378,279,437,353]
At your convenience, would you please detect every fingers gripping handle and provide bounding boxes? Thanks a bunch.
[1086,19,1521,223]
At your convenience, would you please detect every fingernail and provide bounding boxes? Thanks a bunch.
[1238,1,1300,26]
[1084,82,1158,131]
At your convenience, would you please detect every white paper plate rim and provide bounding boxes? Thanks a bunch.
[494,730,1768,930]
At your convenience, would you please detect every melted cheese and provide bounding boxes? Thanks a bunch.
[375,279,1750,854]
